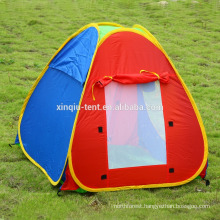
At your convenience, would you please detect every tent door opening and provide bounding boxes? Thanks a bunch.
[104,81,167,170]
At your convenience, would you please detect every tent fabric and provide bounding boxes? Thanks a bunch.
[15,133,19,144]
[18,26,98,184]
[99,25,121,41]
[60,164,79,191]
[20,67,83,183]
[199,160,208,179]
[92,72,169,100]
[49,27,98,84]
[69,29,207,191]
[17,23,208,192]
[98,72,169,86]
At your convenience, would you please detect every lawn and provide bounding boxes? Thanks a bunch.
[0,0,219,219]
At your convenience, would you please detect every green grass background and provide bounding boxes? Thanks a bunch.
[0,0,219,219]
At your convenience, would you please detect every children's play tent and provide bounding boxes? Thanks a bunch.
[16,22,208,192]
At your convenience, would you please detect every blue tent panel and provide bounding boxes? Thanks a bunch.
[50,27,98,84]
[19,27,98,183]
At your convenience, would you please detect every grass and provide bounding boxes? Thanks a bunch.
[0,0,219,219]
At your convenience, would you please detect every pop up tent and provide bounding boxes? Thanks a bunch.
[16,22,208,192]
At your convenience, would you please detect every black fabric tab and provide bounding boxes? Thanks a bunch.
[98,127,103,133]
[168,121,173,127]
[101,174,107,180]
[169,168,174,173]
[203,178,210,186]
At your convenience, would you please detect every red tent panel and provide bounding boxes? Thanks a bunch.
[69,31,205,190]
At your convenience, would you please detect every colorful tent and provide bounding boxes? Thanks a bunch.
[16,23,208,192]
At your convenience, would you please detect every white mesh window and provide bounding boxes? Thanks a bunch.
[105,81,167,169]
